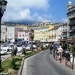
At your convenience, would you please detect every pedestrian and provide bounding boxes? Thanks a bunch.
[57,45,63,59]
[14,44,17,56]
[22,45,26,55]
[50,44,53,54]
[53,44,58,50]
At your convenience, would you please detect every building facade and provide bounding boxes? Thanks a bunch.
[34,23,54,42]
[1,24,7,42]
[7,25,15,42]
[67,1,75,43]
[18,29,29,41]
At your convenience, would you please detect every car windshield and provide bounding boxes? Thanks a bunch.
[9,45,14,47]
[0,49,6,51]
[17,44,22,47]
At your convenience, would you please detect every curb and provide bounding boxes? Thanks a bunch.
[17,57,25,75]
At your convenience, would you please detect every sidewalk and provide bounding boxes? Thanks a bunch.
[54,55,75,71]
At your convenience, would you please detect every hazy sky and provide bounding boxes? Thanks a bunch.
[2,0,75,23]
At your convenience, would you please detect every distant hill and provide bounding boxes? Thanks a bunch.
[3,20,37,25]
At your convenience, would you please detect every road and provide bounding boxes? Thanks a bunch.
[22,50,75,75]
[1,51,31,61]
[1,52,22,61]
[1,54,11,61]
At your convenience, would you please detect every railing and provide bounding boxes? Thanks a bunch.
[65,51,75,70]
[53,50,75,70]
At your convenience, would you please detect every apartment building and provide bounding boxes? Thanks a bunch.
[18,29,29,41]
[34,23,54,42]
[1,24,7,42]
[67,1,75,43]
[7,25,15,42]
[34,27,49,42]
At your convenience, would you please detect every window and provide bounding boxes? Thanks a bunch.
[23,35,24,37]
[20,35,21,37]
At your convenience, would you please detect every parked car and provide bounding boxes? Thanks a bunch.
[25,44,31,51]
[25,44,37,50]
[1,44,12,52]
[0,48,7,54]
[17,44,22,52]
[33,44,37,49]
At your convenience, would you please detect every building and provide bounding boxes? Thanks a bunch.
[7,25,15,42]
[67,1,75,43]
[49,27,58,42]
[34,28,49,42]
[18,29,29,41]
[18,29,34,41]
[34,23,54,42]
[62,23,67,39]
[15,24,28,41]
[1,24,7,42]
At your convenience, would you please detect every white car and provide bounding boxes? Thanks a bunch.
[25,44,37,50]
[33,44,37,49]
[1,45,12,52]
[25,44,31,50]
[1,45,9,51]
[17,44,22,52]
[0,48,7,54]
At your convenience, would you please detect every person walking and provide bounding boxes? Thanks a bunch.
[53,44,58,58]
[14,44,17,56]
[22,44,26,55]
[57,45,63,59]
[50,44,53,54]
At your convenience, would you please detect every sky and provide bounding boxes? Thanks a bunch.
[2,0,75,23]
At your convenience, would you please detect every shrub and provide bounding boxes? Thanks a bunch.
[69,44,75,55]
[10,58,16,69]
[11,51,14,57]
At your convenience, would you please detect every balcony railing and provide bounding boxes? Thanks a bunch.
[69,29,75,32]
[68,14,75,19]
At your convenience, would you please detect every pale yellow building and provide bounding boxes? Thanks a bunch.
[34,24,54,42]
[49,26,58,42]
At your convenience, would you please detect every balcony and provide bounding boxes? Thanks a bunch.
[63,30,67,33]
[68,14,75,19]
[69,29,75,32]
[69,23,75,26]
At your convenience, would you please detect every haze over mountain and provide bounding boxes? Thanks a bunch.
[3,20,37,25]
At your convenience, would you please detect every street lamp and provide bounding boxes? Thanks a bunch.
[0,0,7,72]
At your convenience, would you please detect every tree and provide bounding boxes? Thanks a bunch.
[69,44,75,70]
[69,44,75,55]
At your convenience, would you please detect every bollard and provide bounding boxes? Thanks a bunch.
[59,52,62,63]
[56,51,57,61]
[65,57,67,66]
[53,49,55,59]
[72,54,74,70]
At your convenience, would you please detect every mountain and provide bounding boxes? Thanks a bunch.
[4,20,37,25]
[17,20,36,24]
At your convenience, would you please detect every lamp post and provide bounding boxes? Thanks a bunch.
[0,0,7,72]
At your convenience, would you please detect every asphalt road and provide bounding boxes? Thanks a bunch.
[1,52,22,61]
[1,51,32,61]
[22,50,75,75]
